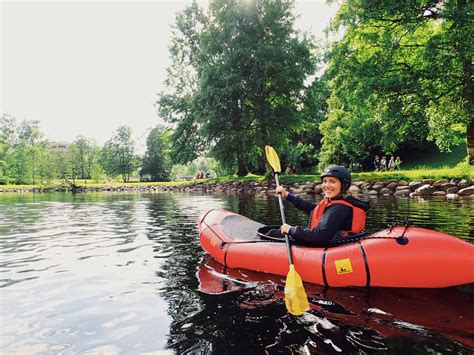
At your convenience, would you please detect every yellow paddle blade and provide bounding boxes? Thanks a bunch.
[265,145,281,173]
[284,264,310,316]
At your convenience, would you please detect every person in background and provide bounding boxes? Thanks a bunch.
[395,156,402,170]
[373,155,380,172]
[275,165,370,245]
[388,156,395,171]
[380,156,387,171]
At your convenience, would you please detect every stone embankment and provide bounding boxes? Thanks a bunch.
[1,178,473,200]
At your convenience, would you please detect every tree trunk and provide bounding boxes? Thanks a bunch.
[468,121,474,165]
[457,0,473,164]
[236,159,248,177]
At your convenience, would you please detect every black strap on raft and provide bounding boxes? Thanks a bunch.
[257,225,371,247]
[358,241,371,288]
[387,217,411,245]
[321,248,329,288]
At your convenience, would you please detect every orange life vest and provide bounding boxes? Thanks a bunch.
[309,198,366,236]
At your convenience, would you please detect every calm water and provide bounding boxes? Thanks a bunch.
[0,192,473,354]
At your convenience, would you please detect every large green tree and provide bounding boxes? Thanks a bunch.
[101,126,139,182]
[0,116,52,184]
[158,0,317,176]
[69,136,98,179]
[321,0,473,165]
[140,125,172,182]
[158,1,207,165]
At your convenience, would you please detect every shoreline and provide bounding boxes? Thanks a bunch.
[1,177,473,201]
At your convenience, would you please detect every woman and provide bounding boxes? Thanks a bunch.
[395,156,402,170]
[276,165,370,245]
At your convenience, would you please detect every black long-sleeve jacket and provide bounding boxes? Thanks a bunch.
[286,193,370,245]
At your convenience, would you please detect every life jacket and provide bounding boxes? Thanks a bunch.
[309,198,366,237]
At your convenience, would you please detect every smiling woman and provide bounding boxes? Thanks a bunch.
[276,165,370,245]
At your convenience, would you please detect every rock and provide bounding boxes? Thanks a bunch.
[458,186,474,196]
[386,182,399,190]
[353,181,365,187]
[458,179,471,189]
[379,188,394,195]
[432,191,446,196]
[349,185,361,194]
[314,184,323,194]
[371,184,384,191]
[445,187,459,194]
[396,185,411,191]
[450,178,462,184]
[446,193,459,200]
[394,189,411,197]
[433,179,449,187]
[439,183,456,191]
[290,188,304,194]
[416,184,436,196]
[408,181,423,190]
[368,190,379,196]
[398,180,409,186]
[422,179,435,185]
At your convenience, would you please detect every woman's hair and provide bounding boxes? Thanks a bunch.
[341,189,357,199]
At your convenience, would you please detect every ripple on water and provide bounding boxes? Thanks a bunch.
[0,192,472,353]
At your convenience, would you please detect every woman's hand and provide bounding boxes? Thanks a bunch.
[280,223,292,235]
[275,185,288,198]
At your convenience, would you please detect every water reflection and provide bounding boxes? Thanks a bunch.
[0,192,472,353]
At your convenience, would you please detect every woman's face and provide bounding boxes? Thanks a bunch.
[322,176,342,199]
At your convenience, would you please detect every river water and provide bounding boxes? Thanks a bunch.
[0,192,473,353]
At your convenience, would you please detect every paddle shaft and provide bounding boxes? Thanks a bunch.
[274,173,294,265]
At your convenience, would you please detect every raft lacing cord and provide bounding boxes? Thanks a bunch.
[328,217,413,246]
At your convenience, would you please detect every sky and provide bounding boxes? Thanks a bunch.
[2,0,340,154]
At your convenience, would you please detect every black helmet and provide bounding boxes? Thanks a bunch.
[320,165,351,192]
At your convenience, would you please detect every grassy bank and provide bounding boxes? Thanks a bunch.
[274,166,473,185]
[1,164,473,191]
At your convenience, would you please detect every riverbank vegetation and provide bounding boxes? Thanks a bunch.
[1,0,472,186]
[2,163,473,192]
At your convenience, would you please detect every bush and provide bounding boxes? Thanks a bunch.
[0,176,12,185]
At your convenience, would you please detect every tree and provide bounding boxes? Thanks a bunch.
[157,1,207,165]
[0,114,17,184]
[101,126,138,182]
[321,0,473,165]
[140,126,172,181]
[2,119,46,184]
[158,0,318,176]
[69,136,98,179]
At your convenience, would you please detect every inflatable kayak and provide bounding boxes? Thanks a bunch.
[198,209,474,288]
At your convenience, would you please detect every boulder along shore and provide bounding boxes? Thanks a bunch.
[1,178,474,201]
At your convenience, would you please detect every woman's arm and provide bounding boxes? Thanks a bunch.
[286,193,317,214]
[275,186,316,214]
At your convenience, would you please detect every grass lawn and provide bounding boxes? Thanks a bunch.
[400,142,467,169]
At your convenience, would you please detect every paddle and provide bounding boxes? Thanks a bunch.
[265,145,309,316]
